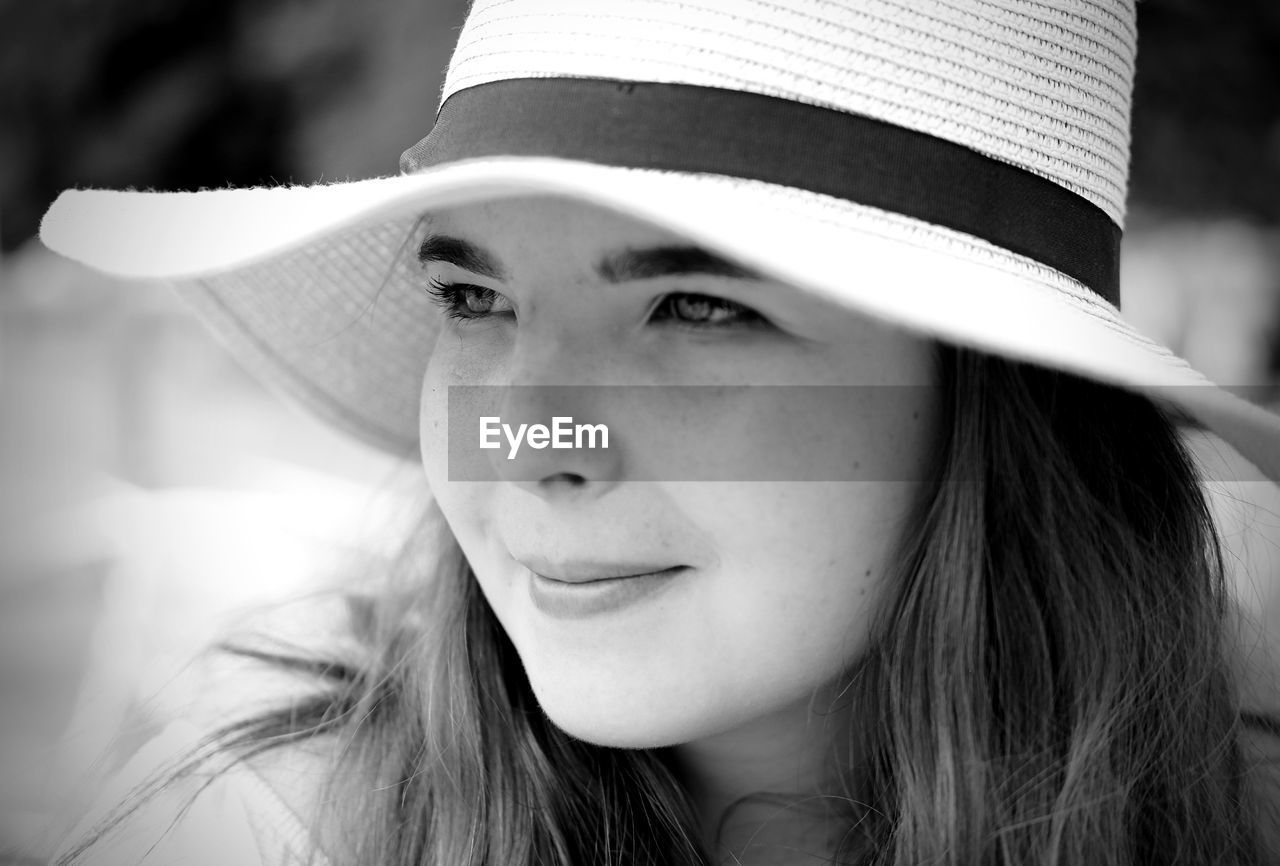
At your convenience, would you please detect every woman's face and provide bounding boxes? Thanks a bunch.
[419,196,938,749]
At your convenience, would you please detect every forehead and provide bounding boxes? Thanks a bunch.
[419,195,707,276]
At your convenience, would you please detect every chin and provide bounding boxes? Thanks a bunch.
[542,708,687,750]
[527,675,707,750]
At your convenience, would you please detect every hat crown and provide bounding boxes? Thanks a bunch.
[443,0,1136,228]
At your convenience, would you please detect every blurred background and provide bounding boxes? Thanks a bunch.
[0,0,1279,862]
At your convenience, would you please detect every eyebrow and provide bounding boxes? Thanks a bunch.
[417,235,508,280]
[597,245,760,282]
[417,235,760,283]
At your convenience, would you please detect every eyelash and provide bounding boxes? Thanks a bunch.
[422,278,765,330]
[424,277,510,322]
[649,293,764,329]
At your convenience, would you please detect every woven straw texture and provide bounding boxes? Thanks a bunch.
[446,0,1135,226]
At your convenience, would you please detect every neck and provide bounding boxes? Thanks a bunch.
[671,687,859,863]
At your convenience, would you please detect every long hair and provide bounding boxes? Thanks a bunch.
[62,345,1273,865]
[842,348,1267,864]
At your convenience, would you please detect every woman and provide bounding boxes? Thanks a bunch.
[43,0,1280,863]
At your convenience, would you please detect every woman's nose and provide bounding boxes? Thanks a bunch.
[485,336,625,495]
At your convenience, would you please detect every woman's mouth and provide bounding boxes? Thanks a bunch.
[520,561,687,619]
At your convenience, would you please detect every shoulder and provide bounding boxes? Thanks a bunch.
[55,722,338,866]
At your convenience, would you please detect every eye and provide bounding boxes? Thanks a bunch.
[650,292,765,329]
[423,277,514,322]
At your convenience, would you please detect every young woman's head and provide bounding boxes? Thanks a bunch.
[416,196,939,752]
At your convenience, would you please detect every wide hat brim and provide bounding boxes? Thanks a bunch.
[40,155,1280,482]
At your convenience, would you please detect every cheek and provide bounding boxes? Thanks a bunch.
[626,377,937,484]
[420,351,494,567]
[420,359,451,499]
[693,481,917,666]
[419,329,508,485]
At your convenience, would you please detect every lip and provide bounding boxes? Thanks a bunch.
[525,565,685,619]
[516,554,683,584]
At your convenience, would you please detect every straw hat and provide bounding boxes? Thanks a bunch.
[38,0,1280,481]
